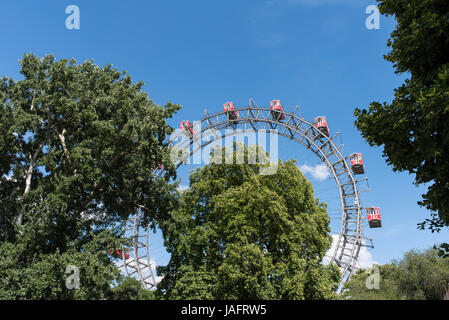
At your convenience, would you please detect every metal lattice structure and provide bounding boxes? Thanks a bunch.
[119,98,374,291]
[119,211,157,289]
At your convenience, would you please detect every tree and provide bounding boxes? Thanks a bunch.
[111,277,156,300]
[353,0,449,234]
[0,54,180,299]
[343,247,449,300]
[156,143,340,300]
[342,264,403,300]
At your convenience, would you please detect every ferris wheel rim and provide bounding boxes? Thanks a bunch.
[121,99,371,292]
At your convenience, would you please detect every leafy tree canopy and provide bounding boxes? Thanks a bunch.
[0,53,180,299]
[354,0,449,233]
[111,277,157,300]
[343,247,449,300]
[156,143,340,300]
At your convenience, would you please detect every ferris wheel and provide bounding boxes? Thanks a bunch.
[117,98,382,292]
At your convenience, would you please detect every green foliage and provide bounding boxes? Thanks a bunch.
[0,224,121,299]
[343,265,403,300]
[156,143,340,300]
[111,277,156,300]
[343,247,449,300]
[354,0,449,233]
[0,54,180,299]
[435,243,449,258]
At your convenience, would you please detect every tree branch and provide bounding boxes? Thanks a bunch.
[58,128,70,163]
[16,140,46,227]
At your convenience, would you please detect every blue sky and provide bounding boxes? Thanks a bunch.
[1,0,448,268]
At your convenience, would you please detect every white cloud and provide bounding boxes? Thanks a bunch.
[177,185,189,192]
[324,234,378,269]
[323,234,338,266]
[357,246,378,269]
[299,163,330,181]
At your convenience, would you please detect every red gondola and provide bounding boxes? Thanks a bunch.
[109,249,130,259]
[366,207,382,228]
[270,99,285,121]
[350,153,365,175]
[224,102,239,120]
[180,120,194,138]
[314,116,330,137]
